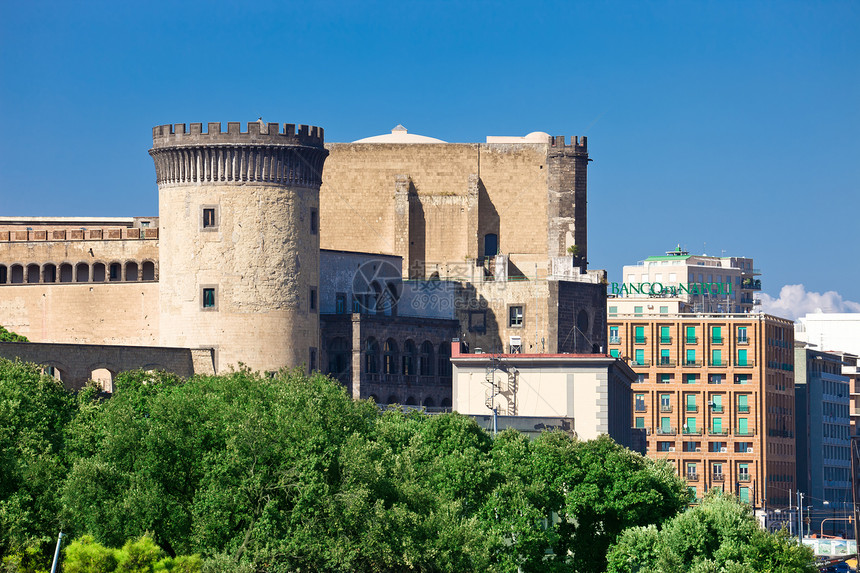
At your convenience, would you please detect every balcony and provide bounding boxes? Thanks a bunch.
[635,405,647,412]
[634,337,647,344]
[632,360,650,367]
[737,337,749,344]
[737,473,752,482]
[683,429,703,436]
[685,336,698,344]
[735,362,754,368]
[711,473,725,482]
[660,405,673,412]
[711,337,724,345]
[609,336,621,344]
[737,405,750,413]
[660,337,672,345]
[710,362,726,368]
[683,360,702,367]
[741,279,762,291]
[659,359,676,366]
[709,429,729,436]
[710,405,723,413]
[686,472,699,481]
[735,428,755,437]
[656,427,677,435]
[686,405,699,413]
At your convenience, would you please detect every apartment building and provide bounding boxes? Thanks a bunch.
[607,311,796,513]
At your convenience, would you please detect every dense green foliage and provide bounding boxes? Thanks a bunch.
[0,326,28,342]
[0,357,816,572]
[606,492,818,572]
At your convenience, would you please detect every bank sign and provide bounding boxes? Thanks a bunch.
[608,282,733,296]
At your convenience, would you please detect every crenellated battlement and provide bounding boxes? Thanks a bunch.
[152,121,325,149]
[549,135,587,151]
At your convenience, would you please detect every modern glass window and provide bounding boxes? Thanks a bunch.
[635,349,645,365]
[660,326,671,344]
[712,349,722,366]
[634,326,645,343]
[686,349,696,365]
[609,326,620,343]
[608,306,618,316]
[635,394,645,411]
[659,373,671,384]
[713,462,723,477]
[634,306,643,317]
[660,306,669,314]
[712,326,722,343]
[737,349,748,366]
[709,373,722,384]
[686,326,696,343]
[687,463,697,477]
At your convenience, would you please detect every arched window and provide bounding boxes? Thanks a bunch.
[440,397,452,409]
[368,394,379,403]
[125,261,139,282]
[42,263,56,283]
[420,341,434,376]
[423,396,435,408]
[59,263,73,283]
[386,394,398,405]
[109,262,121,282]
[438,342,452,378]
[92,263,106,282]
[402,339,416,376]
[10,264,24,283]
[142,261,156,281]
[383,339,398,375]
[327,337,350,377]
[75,262,89,283]
[577,309,589,335]
[0,265,7,284]
[90,368,115,393]
[364,338,379,374]
[405,396,417,406]
[26,264,40,283]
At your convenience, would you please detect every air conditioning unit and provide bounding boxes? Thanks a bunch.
[695,447,702,452]
[720,447,727,453]
[746,447,753,453]
[669,447,676,452]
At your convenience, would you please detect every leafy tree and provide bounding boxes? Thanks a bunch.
[0,326,28,342]
[606,492,817,573]
[0,358,76,555]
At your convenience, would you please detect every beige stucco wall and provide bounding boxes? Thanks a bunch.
[0,283,159,344]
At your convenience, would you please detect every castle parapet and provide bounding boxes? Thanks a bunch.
[152,121,325,148]
[550,135,587,151]
[150,121,329,187]
[0,227,158,242]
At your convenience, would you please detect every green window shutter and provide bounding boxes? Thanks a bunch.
[686,326,696,342]
[610,349,620,358]
[685,417,696,432]
[661,349,670,364]
[660,326,670,343]
[738,395,748,407]
[661,417,670,431]
[738,417,748,434]
[608,306,617,315]
[712,326,722,343]
[686,349,696,365]
[635,417,645,428]
[686,395,696,409]
[635,326,645,342]
[635,349,645,364]
[712,417,722,433]
[738,349,747,366]
[739,487,749,503]
[712,349,721,365]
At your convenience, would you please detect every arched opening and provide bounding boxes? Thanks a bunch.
[484,233,499,257]
[368,394,379,403]
[405,396,417,406]
[42,264,56,283]
[142,261,156,281]
[577,309,589,335]
[92,262,106,282]
[75,262,89,282]
[423,396,435,408]
[402,340,416,376]
[420,341,434,376]
[125,261,139,282]
[364,338,379,374]
[440,397,452,409]
[109,262,121,282]
[90,368,114,393]
[383,339,398,375]
[10,264,24,283]
[59,263,73,282]
[381,282,398,316]
[0,265,6,284]
[386,394,398,405]
[327,337,350,378]
[26,264,40,283]
[43,365,67,382]
[438,342,452,378]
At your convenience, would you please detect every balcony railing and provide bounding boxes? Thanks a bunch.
[711,337,723,344]
[635,405,647,412]
[683,429,703,436]
[735,428,755,436]
[737,405,750,413]
[686,472,699,481]
[710,429,729,436]
[634,337,647,344]
[738,473,752,482]
[710,362,726,368]
[711,473,725,482]
[632,360,650,366]
[609,336,621,344]
[660,337,672,344]
[686,336,698,344]
[686,405,699,413]
[660,405,673,412]
[711,405,723,413]
[735,362,754,368]
[659,359,676,366]
[737,337,749,344]
[656,427,676,435]
[683,360,702,367]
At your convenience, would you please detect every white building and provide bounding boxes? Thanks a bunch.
[610,247,760,315]
[795,313,860,356]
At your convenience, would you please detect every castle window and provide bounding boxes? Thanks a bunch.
[201,205,219,231]
[335,293,346,314]
[201,285,218,310]
[309,287,317,312]
[109,263,121,281]
[310,208,318,234]
[509,305,523,328]
[309,347,317,372]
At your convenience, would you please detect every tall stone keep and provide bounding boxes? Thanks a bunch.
[150,121,328,372]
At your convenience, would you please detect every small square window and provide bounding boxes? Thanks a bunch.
[509,305,523,327]
[201,285,218,311]
[309,287,317,312]
[201,205,219,231]
[310,208,318,234]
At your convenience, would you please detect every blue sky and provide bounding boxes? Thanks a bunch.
[1,1,858,308]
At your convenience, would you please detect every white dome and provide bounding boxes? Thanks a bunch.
[353,125,446,144]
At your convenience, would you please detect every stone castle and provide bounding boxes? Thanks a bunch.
[0,121,607,408]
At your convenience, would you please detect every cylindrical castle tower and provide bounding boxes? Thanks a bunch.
[150,121,328,373]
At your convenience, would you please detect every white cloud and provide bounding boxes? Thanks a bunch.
[759,284,860,321]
